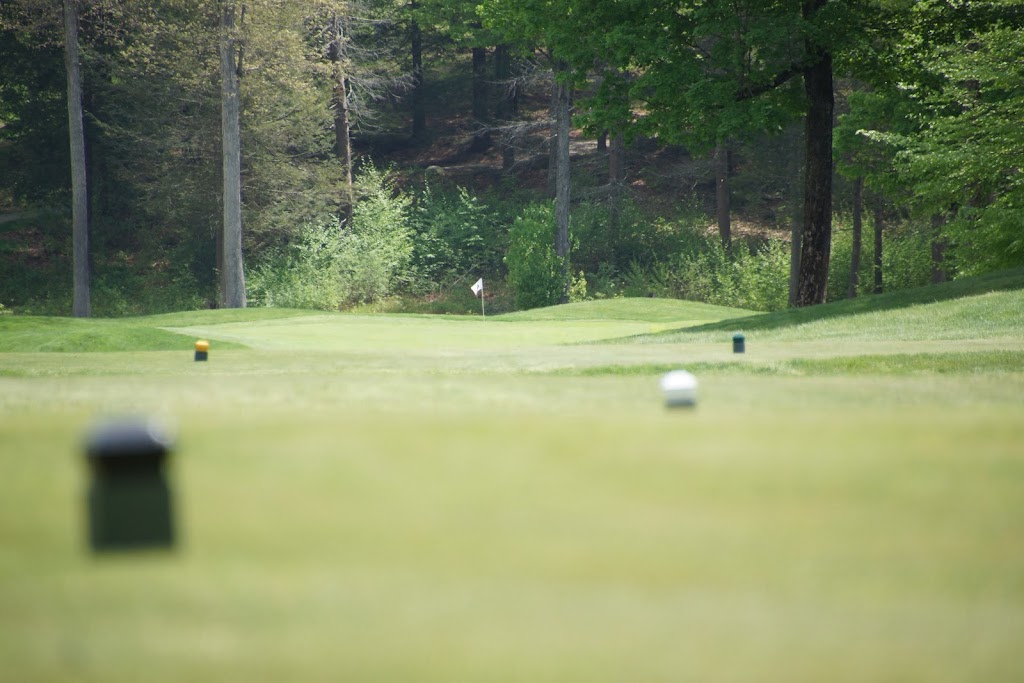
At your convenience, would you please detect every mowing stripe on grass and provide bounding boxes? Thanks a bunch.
[549,350,1024,377]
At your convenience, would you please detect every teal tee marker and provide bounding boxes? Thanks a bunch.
[733,333,745,354]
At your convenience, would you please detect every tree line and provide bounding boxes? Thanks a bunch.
[0,0,1021,316]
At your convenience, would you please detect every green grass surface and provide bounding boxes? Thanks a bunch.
[2,281,1023,682]
[495,297,753,322]
[638,266,1024,342]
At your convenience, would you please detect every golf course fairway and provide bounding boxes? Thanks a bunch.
[2,288,1022,682]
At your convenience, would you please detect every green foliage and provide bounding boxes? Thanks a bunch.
[8,246,207,317]
[567,270,588,303]
[342,167,415,303]
[504,203,565,310]
[670,237,790,312]
[410,184,508,294]
[856,22,1024,275]
[571,200,707,274]
[247,220,347,310]
[880,222,934,292]
[248,167,415,310]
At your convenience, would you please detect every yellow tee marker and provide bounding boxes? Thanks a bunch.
[194,339,209,362]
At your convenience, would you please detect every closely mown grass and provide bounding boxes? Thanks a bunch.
[553,350,1024,377]
[0,309,326,353]
[2,271,1023,683]
[0,316,216,353]
[496,296,752,323]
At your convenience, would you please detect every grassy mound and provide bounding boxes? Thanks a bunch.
[0,309,326,353]
[631,267,1024,343]
[0,316,210,353]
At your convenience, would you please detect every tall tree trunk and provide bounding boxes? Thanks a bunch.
[63,0,89,317]
[331,12,353,225]
[219,2,246,308]
[471,42,488,123]
[608,131,625,252]
[787,124,804,307]
[714,141,732,253]
[494,43,516,170]
[547,78,559,198]
[795,8,833,307]
[469,42,491,153]
[409,2,425,140]
[872,196,884,294]
[931,214,948,283]
[848,175,863,298]
[494,44,516,118]
[553,70,572,302]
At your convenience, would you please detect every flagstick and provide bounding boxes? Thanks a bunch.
[481,283,485,317]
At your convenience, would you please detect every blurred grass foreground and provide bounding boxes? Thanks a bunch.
[1,279,1023,682]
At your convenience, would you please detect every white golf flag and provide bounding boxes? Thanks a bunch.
[471,278,484,296]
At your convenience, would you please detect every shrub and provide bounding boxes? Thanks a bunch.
[248,166,415,310]
[670,237,789,311]
[247,220,346,310]
[881,221,933,292]
[410,185,508,294]
[828,215,934,300]
[504,203,564,310]
[341,167,414,303]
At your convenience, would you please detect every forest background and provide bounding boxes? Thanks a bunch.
[0,0,1021,317]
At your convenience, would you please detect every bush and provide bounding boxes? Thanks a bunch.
[409,185,508,294]
[571,199,707,274]
[881,222,933,292]
[828,215,934,300]
[247,220,347,310]
[248,166,415,310]
[342,167,414,303]
[670,237,789,311]
[504,203,565,310]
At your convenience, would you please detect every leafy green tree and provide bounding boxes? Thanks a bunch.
[0,1,69,203]
[883,25,1024,274]
[523,0,899,306]
[838,1,1024,277]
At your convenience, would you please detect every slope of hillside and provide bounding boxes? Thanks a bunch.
[629,268,1024,344]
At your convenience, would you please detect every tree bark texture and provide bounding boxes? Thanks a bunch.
[331,13,353,225]
[63,0,90,317]
[931,214,948,283]
[873,197,884,294]
[494,44,516,170]
[409,3,425,140]
[471,43,488,123]
[795,5,834,307]
[787,124,804,307]
[848,175,863,298]
[608,132,625,240]
[547,78,559,198]
[493,45,517,119]
[220,2,246,308]
[714,142,732,253]
[553,73,572,302]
